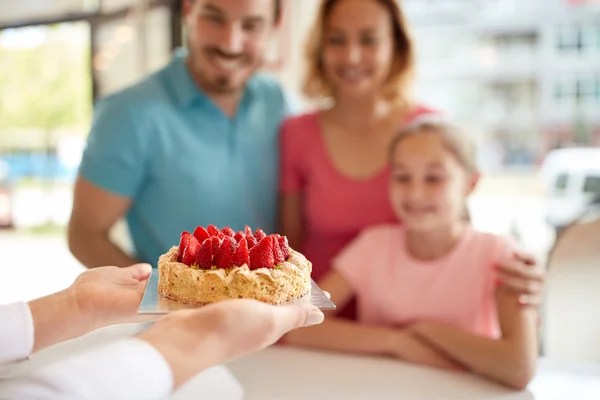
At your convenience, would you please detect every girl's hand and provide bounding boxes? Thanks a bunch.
[391,328,462,370]
[495,251,545,307]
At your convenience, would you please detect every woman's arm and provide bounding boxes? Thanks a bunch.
[411,287,538,389]
[278,193,304,251]
[284,271,460,369]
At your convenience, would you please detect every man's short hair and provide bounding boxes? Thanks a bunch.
[185,0,282,22]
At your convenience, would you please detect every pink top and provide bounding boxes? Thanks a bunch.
[334,224,516,338]
[279,107,436,286]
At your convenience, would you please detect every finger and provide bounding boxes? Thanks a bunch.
[518,294,543,308]
[272,305,324,335]
[498,274,544,295]
[126,263,153,282]
[495,261,545,282]
[323,291,331,299]
[513,251,537,265]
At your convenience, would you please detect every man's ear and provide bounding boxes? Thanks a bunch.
[182,0,193,18]
[466,171,481,196]
[273,0,283,28]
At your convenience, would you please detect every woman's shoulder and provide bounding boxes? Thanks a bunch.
[405,104,442,122]
[281,111,320,134]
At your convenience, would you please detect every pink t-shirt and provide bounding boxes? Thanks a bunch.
[279,106,437,286]
[334,224,515,338]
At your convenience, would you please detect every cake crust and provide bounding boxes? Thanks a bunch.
[157,246,312,305]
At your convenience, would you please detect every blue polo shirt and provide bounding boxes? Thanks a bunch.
[79,48,297,265]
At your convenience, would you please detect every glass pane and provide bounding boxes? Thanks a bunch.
[0,1,99,26]
[583,176,600,195]
[93,5,172,97]
[555,174,569,191]
[0,22,91,231]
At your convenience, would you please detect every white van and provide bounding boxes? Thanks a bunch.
[540,147,600,231]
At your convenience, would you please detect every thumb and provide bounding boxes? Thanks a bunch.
[272,305,324,336]
[125,263,153,282]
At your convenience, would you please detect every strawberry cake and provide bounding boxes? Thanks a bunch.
[157,225,312,305]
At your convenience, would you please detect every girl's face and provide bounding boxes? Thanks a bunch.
[321,0,395,100]
[389,132,478,232]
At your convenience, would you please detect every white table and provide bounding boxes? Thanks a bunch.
[2,322,600,400]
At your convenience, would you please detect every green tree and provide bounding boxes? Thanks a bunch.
[0,23,92,150]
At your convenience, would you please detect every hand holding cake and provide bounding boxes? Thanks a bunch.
[137,298,324,389]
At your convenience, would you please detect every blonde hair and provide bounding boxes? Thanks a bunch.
[302,0,415,106]
[389,116,479,175]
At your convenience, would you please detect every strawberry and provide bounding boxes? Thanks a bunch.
[234,231,245,243]
[211,236,222,254]
[232,237,250,266]
[207,224,219,236]
[254,228,267,242]
[272,235,285,265]
[181,235,200,266]
[221,226,235,237]
[214,236,236,269]
[246,234,257,249]
[244,225,253,236]
[249,236,274,270]
[194,238,213,269]
[276,235,290,260]
[177,231,191,262]
[193,226,210,243]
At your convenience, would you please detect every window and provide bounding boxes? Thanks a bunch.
[554,77,599,104]
[557,25,584,53]
[583,175,600,196]
[556,24,600,55]
[555,174,569,192]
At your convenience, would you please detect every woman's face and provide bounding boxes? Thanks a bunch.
[321,0,396,100]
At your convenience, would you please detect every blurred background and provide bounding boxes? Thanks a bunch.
[0,0,599,358]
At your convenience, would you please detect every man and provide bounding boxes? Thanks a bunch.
[68,0,294,268]
[0,264,324,399]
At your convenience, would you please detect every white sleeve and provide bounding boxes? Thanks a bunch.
[0,302,34,364]
[0,338,173,400]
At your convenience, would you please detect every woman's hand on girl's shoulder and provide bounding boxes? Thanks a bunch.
[495,251,545,307]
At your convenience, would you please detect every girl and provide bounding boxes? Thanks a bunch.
[278,0,545,321]
[284,118,538,390]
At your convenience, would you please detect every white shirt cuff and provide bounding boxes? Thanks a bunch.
[0,301,34,364]
[32,337,173,399]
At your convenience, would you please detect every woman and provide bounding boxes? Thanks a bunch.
[278,0,545,320]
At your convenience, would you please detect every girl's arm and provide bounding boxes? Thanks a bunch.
[411,287,538,389]
[278,193,304,251]
[284,271,461,369]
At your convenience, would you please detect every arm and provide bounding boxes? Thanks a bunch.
[284,271,460,369]
[68,176,139,268]
[278,192,304,251]
[1,299,323,399]
[69,96,149,268]
[0,264,151,364]
[0,339,174,400]
[0,291,93,365]
[284,270,393,354]
[412,287,538,389]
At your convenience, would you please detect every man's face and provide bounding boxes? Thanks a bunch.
[183,0,276,95]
